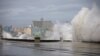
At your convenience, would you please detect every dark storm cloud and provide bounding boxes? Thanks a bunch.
[0,0,99,26]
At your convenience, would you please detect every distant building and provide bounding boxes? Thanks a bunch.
[24,27,32,35]
[0,25,2,38]
[32,18,53,39]
[13,25,32,37]
[3,25,13,32]
[3,26,18,37]
[33,19,53,30]
[16,28,24,33]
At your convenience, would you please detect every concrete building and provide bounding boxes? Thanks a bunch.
[33,19,53,31]
[32,19,53,40]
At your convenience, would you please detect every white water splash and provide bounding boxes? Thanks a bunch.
[3,31,13,38]
[3,22,73,41]
[44,21,72,41]
[72,5,100,42]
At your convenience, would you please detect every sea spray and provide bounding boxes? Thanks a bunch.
[72,5,100,42]
[3,22,73,41]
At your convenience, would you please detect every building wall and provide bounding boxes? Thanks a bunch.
[32,20,53,40]
[33,21,53,31]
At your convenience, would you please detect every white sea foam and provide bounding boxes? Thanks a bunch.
[72,5,100,42]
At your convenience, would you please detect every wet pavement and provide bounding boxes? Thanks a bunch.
[0,40,100,56]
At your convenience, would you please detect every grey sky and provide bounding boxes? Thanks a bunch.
[0,0,99,27]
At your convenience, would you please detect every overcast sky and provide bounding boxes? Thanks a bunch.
[0,0,100,27]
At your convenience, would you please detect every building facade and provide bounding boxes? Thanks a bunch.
[32,19,53,40]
